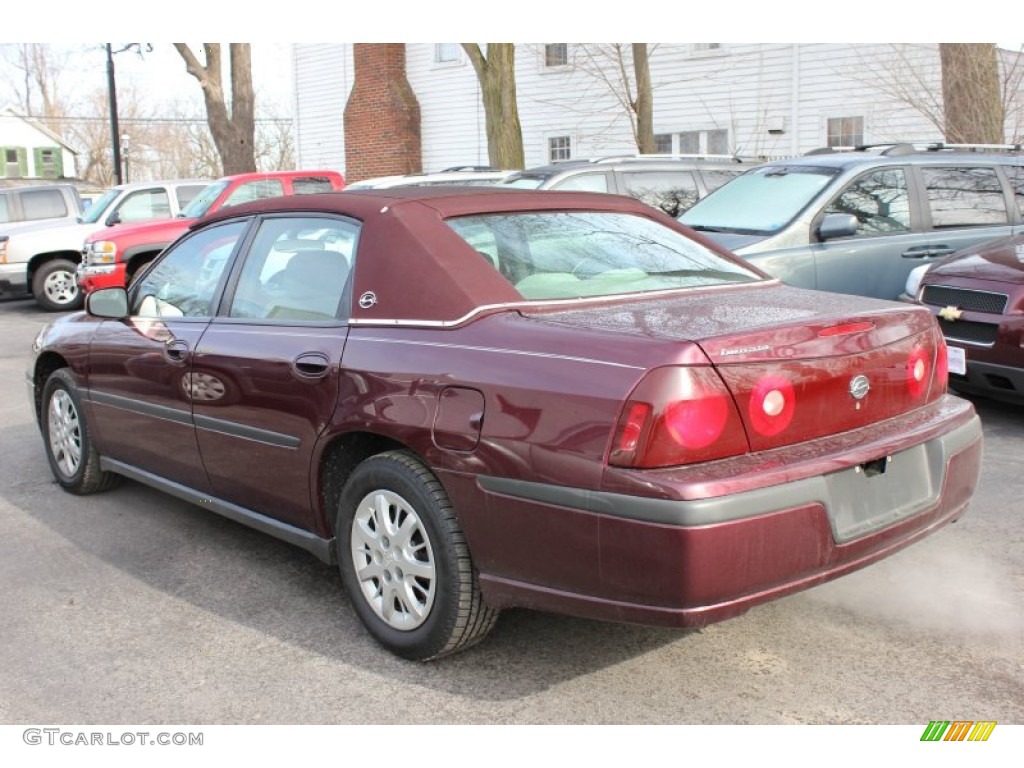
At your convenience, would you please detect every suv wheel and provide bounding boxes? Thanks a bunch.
[33,259,83,311]
[336,451,498,660]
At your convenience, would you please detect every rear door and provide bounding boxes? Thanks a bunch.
[191,214,357,531]
[918,164,1014,257]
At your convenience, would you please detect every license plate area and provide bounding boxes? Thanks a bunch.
[947,345,966,375]
[825,444,933,543]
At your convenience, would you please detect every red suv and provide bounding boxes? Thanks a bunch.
[77,170,344,292]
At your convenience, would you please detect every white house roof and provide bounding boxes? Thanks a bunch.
[1,104,79,154]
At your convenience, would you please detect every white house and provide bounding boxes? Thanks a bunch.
[0,105,78,181]
[292,43,1023,177]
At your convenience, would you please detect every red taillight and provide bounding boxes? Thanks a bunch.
[906,346,930,398]
[747,374,796,437]
[610,367,748,468]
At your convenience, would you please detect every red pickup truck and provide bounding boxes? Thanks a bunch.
[77,170,345,292]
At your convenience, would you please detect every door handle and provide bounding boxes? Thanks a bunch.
[901,246,932,259]
[292,352,330,379]
[928,246,956,258]
[163,339,190,364]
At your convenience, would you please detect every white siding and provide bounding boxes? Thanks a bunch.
[295,43,1016,175]
[293,44,350,172]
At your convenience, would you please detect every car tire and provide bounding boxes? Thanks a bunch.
[40,369,119,495]
[33,259,83,312]
[336,450,498,660]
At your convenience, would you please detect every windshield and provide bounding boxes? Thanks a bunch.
[179,180,230,218]
[78,189,120,224]
[447,211,761,301]
[499,175,548,190]
[681,165,841,235]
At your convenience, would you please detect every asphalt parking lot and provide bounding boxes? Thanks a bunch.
[1,296,1021,725]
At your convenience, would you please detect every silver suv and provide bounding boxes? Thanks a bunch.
[0,179,205,311]
[681,143,1024,301]
[500,155,757,217]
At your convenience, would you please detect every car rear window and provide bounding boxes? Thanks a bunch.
[446,211,761,301]
[293,176,337,194]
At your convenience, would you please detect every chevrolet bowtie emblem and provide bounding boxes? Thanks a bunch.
[938,306,963,322]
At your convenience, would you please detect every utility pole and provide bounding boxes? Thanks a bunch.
[105,43,123,184]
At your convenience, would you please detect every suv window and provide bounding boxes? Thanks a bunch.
[1002,165,1024,218]
[923,167,1008,227]
[700,168,745,193]
[20,189,68,220]
[825,168,911,235]
[228,217,358,321]
[0,192,10,223]
[622,170,699,217]
[117,189,172,222]
[293,176,337,194]
[133,221,246,318]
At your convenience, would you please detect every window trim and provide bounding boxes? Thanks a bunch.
[432,43,463,68]
[547,134,573,163]
[826,116,865,149]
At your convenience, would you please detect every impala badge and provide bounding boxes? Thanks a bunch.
[849,374,870,401]
[358,291,378,309]
[938,306,963,322]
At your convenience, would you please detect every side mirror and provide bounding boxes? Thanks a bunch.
[818,213,858,241]
[105,211,122,227]
[86,287,129,319]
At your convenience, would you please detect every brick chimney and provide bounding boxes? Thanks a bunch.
[344,44,422,182]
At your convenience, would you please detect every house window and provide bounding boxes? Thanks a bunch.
[434,44,460,64]
[693,44,722,52]
[654,134,673,154]
[549,136,571,162]
[545,44,568,67]
[678,132,700,154]
[5,149,19,177]
[706,129,729,154]
[827,116,864,149]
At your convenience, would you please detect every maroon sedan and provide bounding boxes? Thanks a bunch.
[915,234,1024,404]
[28,187,982,660]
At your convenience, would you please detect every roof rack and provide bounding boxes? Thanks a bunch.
[438,165,498,172]
[806,142,1023,157]
[922,142,1023,153]
[587,153,753,164]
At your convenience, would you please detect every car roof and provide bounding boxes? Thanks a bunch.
[760,148,1024,171]
[194,186,723,326]
[216,170,344,183]
[113,178,208,191]
[512,155,756,177]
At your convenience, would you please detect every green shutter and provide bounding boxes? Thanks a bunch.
[31,147,64,179]
[17,148,27,178]
[53,150,64,178]
[33,148,44,178]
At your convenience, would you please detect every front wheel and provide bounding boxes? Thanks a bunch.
[336,451,498,660]
[33,259,83,311]
[40,369,119,494]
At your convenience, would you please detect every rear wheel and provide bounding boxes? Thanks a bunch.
[336,451,498,660]
[40,369,119,494]
[33,259,82,311]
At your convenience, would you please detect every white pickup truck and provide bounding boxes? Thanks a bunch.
[0,178,205,311]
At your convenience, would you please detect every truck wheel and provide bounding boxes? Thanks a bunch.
[33,259,83,311]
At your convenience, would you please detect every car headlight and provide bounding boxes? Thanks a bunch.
[88,241,117,265]
[905,264,930,300]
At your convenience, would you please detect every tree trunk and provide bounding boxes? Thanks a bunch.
[940,43,1004,144]
[173,43,257,174]
[632,44,655,154]
[462,44,525,169]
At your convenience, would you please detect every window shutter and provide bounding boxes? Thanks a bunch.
[53,150,64,178]
[17,148,27,177]
[33,148,44,177]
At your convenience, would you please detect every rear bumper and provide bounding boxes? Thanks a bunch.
[949,359,1024,404]
[462,397,982,628]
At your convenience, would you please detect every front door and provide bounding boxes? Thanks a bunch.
[86,220,248,489]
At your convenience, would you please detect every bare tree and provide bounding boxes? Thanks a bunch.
[461,44,524,169]
[940,44,1004,144]
[173,43,256,174]
[573,44,657,154]
[852,44,1022,144]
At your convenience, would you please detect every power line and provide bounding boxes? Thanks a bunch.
[14,115,292,124]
